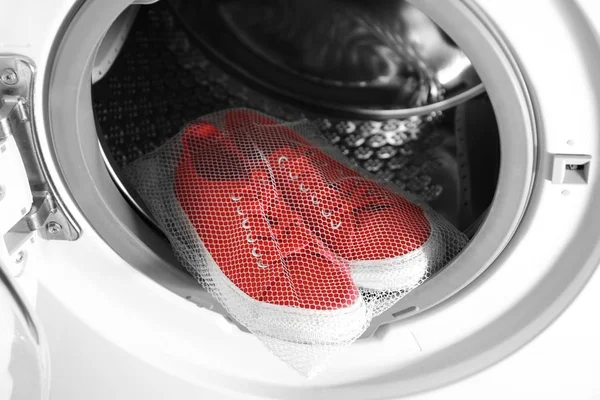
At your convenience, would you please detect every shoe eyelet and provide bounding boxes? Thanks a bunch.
[321,209,332,218]
[311,195,320,205]
[241,218,250,229]
[231,194,243,202]
[236,206,245,216]
[289,172,299,181]
[331,221,342,230]
[246,233,256,243]
[257,261,268,269]
[299,184,309,193]
[278,156,288,165]
[251,247,262,258]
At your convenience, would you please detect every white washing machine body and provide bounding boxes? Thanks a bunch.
[1,0,600,399]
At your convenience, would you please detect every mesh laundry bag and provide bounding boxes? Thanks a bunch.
[124,108,467,376]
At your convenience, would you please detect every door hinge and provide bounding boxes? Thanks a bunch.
[12,191,80,241]
[0,96,27,140]
[0,56,80,241]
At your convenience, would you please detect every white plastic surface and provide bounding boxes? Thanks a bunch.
[0,136,38,308]
[1,0,600,398]
[3,231,40,305]
[0,271,49,400]
[0,136,32,235]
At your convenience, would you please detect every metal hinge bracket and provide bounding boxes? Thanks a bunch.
[0,96,27,140]
[12,191,79,241]
[1,56,80,241]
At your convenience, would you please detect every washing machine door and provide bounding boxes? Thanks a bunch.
[0,66,50,400]
[0,261,50,400]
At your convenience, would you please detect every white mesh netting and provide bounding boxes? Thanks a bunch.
[124,108,468,376]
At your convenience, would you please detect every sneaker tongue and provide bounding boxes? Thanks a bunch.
[241,170,316,261]
[312,174,398,225]
[276,150,402,232]
[239,171,278,213]
[252,220,318,263]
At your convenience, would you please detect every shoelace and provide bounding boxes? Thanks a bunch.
[278,153,396,230]
[231,171,313,268]
[180,126,320,269]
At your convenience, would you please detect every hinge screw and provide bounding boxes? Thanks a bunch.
[15,251,25,264]
[47,221,63,235]
[0,68,18,85]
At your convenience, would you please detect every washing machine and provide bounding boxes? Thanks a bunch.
[1,0,600,398]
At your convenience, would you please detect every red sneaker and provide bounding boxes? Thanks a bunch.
[223,109,455,292]
[173,121,368,343]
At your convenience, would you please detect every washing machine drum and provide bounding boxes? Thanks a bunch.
[19,0,600,396]
[90,0,499,340]
[93,0,499,237]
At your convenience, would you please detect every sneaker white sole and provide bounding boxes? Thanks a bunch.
[201,246,370,344]
[349,214,447,292]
